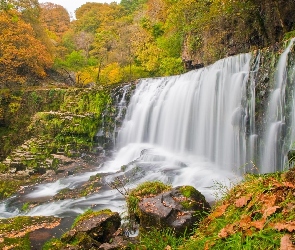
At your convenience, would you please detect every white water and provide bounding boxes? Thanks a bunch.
[261,38,295,172]
[102,54,252,202]
[1,44,295,219]
[116,54,251,170]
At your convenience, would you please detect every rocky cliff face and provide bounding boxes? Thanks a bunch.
[0,83,134,176]
[182,0,295,66]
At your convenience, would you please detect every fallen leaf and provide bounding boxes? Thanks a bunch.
[204,241,215,250]
[280,234,295,250]
[235,195,252,208]
[164,245,172,250]
[272,221,295,232]
[282,182,295,188]
[263,206,280,219]
[208,204,229,220]
[218,223,235,238]
[282,203,295,214]
[239,215,252,230]
[260,193,277,209]
[244,229,253,236]
[250,218,266,230]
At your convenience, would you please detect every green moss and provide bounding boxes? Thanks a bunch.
[72,209,113,228]
[0,216,60,250]
[0,86,114,179]
[179,185,198,198]
[42,238,64,250]
[179,185,206,210]
[127,181,171,219]
[0,177,37,199]
[0,233,31,250]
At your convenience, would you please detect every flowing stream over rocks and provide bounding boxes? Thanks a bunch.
[1,40,295,221]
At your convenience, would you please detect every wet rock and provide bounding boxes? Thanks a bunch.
[138,186,211,236]
[62,210,121,244]
[98,236,129,250]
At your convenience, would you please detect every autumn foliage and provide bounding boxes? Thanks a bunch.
[181,168,295,249]
[0,9,53,86]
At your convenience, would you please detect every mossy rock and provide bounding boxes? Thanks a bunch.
[62,209,121,244]
[126,181,171,220]
[138,186,211,236]
[178,185,210,211]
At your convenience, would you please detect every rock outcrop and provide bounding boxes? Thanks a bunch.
[138,186,211,235]
[61,209,131,250]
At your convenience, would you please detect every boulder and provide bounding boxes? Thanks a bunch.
[62,210,121,245]
[138,186,211,235]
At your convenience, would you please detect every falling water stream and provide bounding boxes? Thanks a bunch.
[0,41,295,221]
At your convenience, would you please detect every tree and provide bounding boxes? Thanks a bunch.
[0,10,53,86]
[40,2,70,39]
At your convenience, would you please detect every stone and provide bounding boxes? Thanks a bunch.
[98,236,129,250]
[62,210,121,244]
[138,186,211,236]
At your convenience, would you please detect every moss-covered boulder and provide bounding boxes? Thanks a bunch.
[44,209,135,249]
[61,209,121,246]
[138,185,211,236]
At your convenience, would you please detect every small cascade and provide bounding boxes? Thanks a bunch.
[260,38,295,173]
[247,52,261,172]
[95,84,133,152]
[113,84,133,146]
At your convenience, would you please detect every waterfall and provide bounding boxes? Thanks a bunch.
[2,40,295,219]
[114,54,251,172]
[261,38,295,173]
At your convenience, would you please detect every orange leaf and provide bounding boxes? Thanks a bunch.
[218,223,235,238]
[263,206,280,219]
[280,234,295,250]
[282,182,295,188]
[239,215,252,230]
[272,221,295,232]
[250,218,266,230]
[208,204,229,220]
[260,193,277,210]
[235,195,251,208]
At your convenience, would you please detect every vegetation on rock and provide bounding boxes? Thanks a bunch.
[128,167,295,249]
[0,216,60,250]
[126,180,172,220]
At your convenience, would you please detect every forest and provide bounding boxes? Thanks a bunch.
[0,0,295,87]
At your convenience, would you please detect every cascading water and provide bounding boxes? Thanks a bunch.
[114,54,251,171]
[100,54,252,202]
[1,40,295,220]
[260,38,295,173]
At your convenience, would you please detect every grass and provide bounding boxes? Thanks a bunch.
[129,228,187,250]
[179,170,295,249]
[127,168,295,249]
